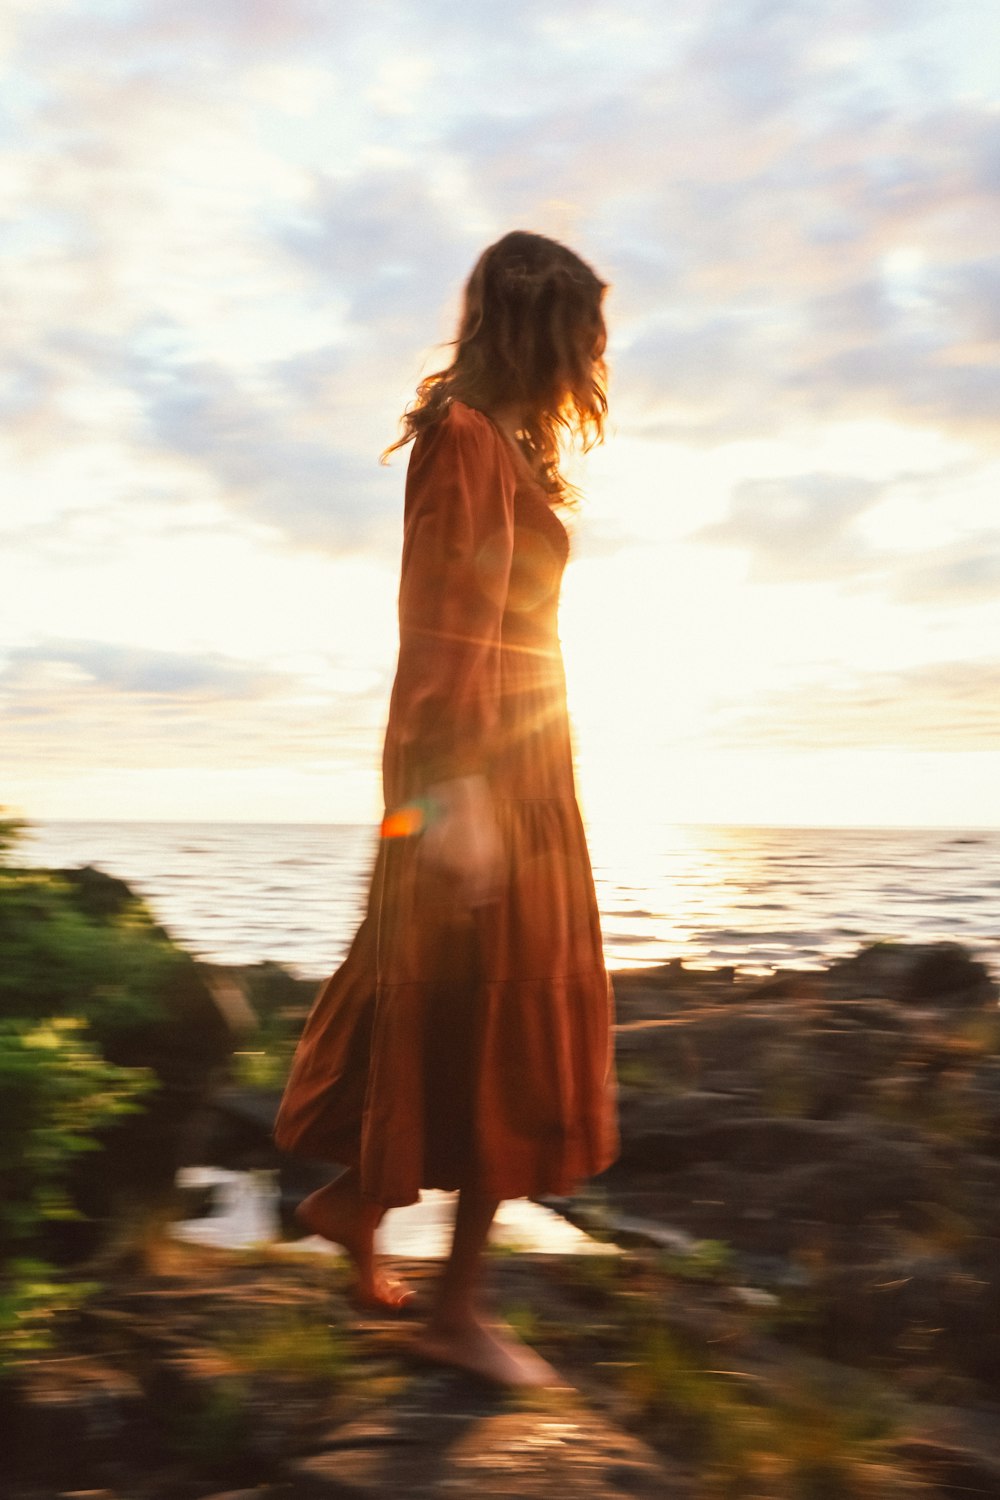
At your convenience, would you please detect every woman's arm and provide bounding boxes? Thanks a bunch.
[421,771,504,909]
[388,406,516,906]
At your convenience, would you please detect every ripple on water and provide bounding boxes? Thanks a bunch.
[17,820,1000,979]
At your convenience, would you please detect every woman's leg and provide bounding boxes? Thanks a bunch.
[413,1188,565,1387]
[295,1166,413,1311]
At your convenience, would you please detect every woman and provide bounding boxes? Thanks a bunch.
[274,229,619,1388]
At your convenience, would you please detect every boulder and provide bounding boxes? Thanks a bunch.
[183,1086,284,1170]
[824,941,997,1006]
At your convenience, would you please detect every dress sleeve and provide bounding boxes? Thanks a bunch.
[389,406,516,791]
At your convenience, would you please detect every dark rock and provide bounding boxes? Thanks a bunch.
[612,961,738,1023]
[824,940,997,1006]
[617,957,689,989]
[893,1438,1000,1499]
[174,1177,218,1220]
[811,1248,1000,1381]
[616,1088,755,1136]
[183,1086,284,1169]
[762,1144,928,1228]
[60,961,254,1263]
[745,972,825,1001]
[53,863,170,932]
[7,1358,149,1485]
[816,996,909,1030]
[616,1008,789,1084]
[232,960,319,1022]
[195,1491,285,1499]
[177,1087,341,1231]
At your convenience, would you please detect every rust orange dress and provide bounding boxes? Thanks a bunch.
[273,400,619,1207]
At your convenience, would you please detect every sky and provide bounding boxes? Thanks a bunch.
[1,0,999,831]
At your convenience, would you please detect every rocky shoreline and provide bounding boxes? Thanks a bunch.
[4,858,1000,1497]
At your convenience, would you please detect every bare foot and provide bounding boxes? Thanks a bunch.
[295,1177,415,1315]
[411,1315,568,1389]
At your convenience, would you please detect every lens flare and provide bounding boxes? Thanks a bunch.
[380,803,426,838]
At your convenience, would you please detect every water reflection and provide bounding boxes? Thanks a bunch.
[172,1167,613,1258]
[587,819,1000,975]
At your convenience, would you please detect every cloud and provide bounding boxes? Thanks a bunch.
[686,464,1000,606]
[2,0,999,824]
[6,0,999,497]
[0,637,390,777]
[278,166,474,339]
[0,640,283,701]
[129,349,399,550]
[9,0,343,70]
[690,473,884,581]
[732,658,1000,750]
[893,532,1000,606]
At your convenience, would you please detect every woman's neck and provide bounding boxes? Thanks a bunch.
[486,402,527,444]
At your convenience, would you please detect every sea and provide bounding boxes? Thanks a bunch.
[16,818,1000,982]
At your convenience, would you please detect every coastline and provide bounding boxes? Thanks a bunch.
[16,818,1000,981]
[5,846,1000,1497]
[8,917,1000,1497]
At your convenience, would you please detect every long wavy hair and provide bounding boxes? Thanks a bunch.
[383,230,608,505]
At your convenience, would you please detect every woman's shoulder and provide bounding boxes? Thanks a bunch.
[447,399,500,435]
[413,400,512,467]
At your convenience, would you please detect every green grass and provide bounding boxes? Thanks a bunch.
[499,1300,541,1343]
[564,1250,623,1301]
[658,1238,735,1283]
[615,1054,662,1089]
[616,1316,906,1497]
[215,1309,348,1381]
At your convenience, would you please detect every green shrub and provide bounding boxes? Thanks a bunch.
[0,868,181,1040]
[0,813,161,1371]
[0,1256,98,1364]
[0,1017,154,1368]
[0,811,26,860]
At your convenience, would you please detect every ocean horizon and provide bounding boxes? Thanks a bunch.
[15,817,1000,982]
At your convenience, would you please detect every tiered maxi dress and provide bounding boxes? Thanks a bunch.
[273,400,619,1207]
